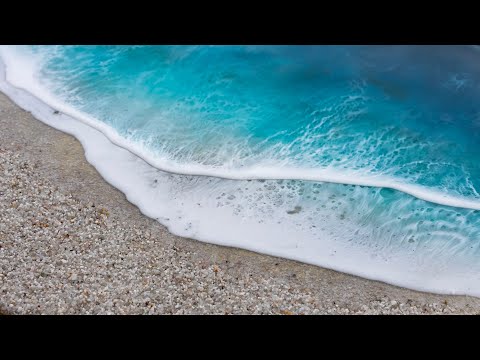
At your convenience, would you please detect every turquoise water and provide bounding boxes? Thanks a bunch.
[2,45,480,294]
[16,45,480,201]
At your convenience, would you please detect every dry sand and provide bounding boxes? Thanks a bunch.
[1,91,480,314]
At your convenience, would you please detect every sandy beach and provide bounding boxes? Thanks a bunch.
[1,91,480,315]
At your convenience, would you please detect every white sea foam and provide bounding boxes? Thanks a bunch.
[2,49,480,297]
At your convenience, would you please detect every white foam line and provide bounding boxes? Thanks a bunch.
[1,47,479,213]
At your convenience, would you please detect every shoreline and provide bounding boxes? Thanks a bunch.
[2,59,480,298]
[1,92,480,314]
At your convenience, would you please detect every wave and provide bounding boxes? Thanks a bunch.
[2,47,480,297]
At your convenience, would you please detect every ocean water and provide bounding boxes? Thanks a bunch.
[1,45,480,295]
